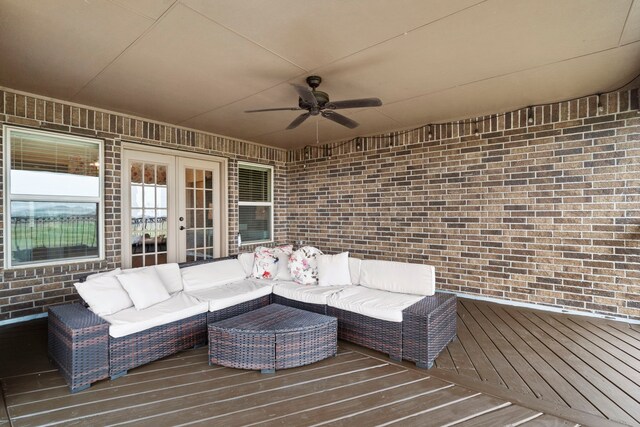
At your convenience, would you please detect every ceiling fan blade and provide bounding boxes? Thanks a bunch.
[292,84,318,107]
[286,112,311,129]
[321,110,359,129]
[245,107,302,113]
[325,98,382,110]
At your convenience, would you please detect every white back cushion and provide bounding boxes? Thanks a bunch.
[275,253,293,281]
[117,268,171,310]
[120,264,183,294]
[86,268,122,281]
[348,257,362,285]
[318,252,351,286]
[360,260,435,296]
[154,263,183,293]
[237,253,254,277]
[75,275,133,316]
[181,259,246,292]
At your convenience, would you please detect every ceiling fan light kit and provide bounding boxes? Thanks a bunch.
[245,75,382,130]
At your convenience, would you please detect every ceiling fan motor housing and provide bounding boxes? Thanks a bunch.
[299,90,329,111]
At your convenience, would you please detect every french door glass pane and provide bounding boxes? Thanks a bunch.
[131,161,168,267]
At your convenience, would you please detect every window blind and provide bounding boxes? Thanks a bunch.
[239,166,270,202]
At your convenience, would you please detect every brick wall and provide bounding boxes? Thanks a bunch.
[1,86,638,323]
[0,88,287,321]
[287,89,640,321]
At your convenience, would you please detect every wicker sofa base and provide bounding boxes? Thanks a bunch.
[48,304,110,393]
[50,288,456,392]
[272,294,327,315]
[327,306,403,360]
[402,292,457,368]
[109,312,207,378]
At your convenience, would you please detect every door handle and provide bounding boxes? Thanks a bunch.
[179,226,186,231]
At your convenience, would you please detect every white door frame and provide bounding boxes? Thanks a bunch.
[121,143,228,268]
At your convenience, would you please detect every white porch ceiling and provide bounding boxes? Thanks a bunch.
[0,0,638,149]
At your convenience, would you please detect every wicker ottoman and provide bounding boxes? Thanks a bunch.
[208,304,337,373]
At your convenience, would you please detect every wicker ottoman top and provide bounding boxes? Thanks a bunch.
[210,303,335,333]
[208,304,338,372]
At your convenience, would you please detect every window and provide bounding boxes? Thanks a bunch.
[238,162,273,244]
[4,126,104,267]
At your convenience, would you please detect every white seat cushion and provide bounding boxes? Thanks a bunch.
[326,286,423,322]
[185,279,273,312]
[103,292,208,338]
[360,260,435,296]
[273,281,350,306]
[181,259,247,292]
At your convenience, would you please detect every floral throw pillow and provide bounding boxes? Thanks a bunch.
[252,245,293,280]
[289,246,324,285]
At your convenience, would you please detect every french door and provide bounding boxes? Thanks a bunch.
[122,148,226,268]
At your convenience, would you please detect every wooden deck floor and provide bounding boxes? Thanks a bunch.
[430,299,640,427]
[0,298,638,426]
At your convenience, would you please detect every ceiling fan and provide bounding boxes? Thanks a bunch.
[245,76,382,130]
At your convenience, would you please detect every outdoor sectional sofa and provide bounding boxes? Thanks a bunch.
[48,254,456,393]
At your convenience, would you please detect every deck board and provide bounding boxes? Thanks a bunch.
[452,404,542,427]
[433,346,456,372]
[442,322,481,381]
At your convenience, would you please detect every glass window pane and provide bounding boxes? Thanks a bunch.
[185,169,194,188]
[186,189,194,209]
[186,210,195,228]
[196,170,204,188]
[131,185,143,208]
[239,205,271,243]
[196,210,204,228]
[186,230,195,249]
[156,187,167,208]
[11,170,99,197]
[131,163,142,183]
[196,189,204,208]
[10,201,99,265]
[144,164,155,184]
[144,186,155,208]
[157,165,167,185]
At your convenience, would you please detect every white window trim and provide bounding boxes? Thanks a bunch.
[3,125,105,269]
[238,161,274,246]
